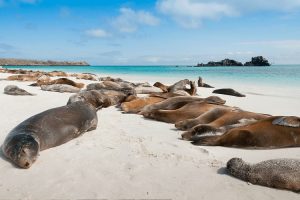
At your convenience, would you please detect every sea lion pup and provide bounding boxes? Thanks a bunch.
[4,85,34,96]
[140,96,226,115]
[213,88,246,97]
[30,78,84,88]
[121,96,165,113]
[192,116,300,148]
[227,158,300,192]
[41,84,81,93]
[142,101,227,124]
[180,109,269,140]
[177,107,269,131]
[2,101,98,169]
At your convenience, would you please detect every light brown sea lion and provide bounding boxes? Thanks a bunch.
[180,108,269,140]
[7,75,39,81]
[31,77,84,88]
[227,158,300,192]
[72,73,98,81]
[121,96,165,113]
[153,82,168,92]
[192,116,300,148]
[134,86,163,94]
[140,96,226,115]
[2,101,98,168]
[142,101,226,124]
[41,84,81,93]
[4,85,34,96]
[153,79,197,95]
[47,71,68,77]
[149,92,187,98]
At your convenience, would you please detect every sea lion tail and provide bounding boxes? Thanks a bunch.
[226,158,250,182]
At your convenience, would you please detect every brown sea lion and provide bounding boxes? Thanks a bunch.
[68,89,134,108]
[153,79,196,95]
[140,96,226,115]
[121,96,165,113]
[72,73,98,81]
[149,92,185,98]
[134,86,163,94]
[227,158,300,192]
[177,107,269,131]
[192,116,300,148]
[47,71,68,77]
[31,78,84,88]
[213,88,246,97]
[41,84,81,93]
[7,75,39,81]
[197,76,214,88]
[153,82,168,92]
[4,85,34,96]
[142,101,226,124]
[180,109,269,140]
[2,101,98,168]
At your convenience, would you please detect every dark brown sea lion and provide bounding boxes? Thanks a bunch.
[68,89,134,108]
[192,116,300,148]
[177,107,269,131]
[41,84,81,93]
[4,85,34,96]
[121,96,165,113]
[2,101,98,168]
[142,101,226,124]
[197,76,214,88]
[213,88,246,97]
[153,82,168,92]
[227,158,300,192]
[30,78,84,88]
[140,96,226,115]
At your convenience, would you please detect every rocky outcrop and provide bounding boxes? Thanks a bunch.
[196,56,270,67]
[0,58,89,66]
[244,56,270,66]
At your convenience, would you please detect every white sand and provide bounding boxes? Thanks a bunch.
[0,72,299,199]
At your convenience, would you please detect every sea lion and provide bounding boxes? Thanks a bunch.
[2,101,98,168]
[177,107,269,131]
[142,101,226,124]
[134,86,163,94]
[41,84,81,93]
[68,89,135,108]
[140,96,226,115]
[197,76,214,88]
[47,71,68,77]
[227,158,300,192]
[213,88,246,97]
[4,85,34,96]
[192,116,300,148]
[153,79,196,95]
[121,96,165,113]
[153,82,168,92]
[7,75,39,82]
[72,73,98,81]
[30,78,84,88]
[180,109,269,140]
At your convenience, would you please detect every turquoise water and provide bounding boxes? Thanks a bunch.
[5,65,300,88]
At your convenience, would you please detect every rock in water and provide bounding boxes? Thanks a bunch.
[4,85,34,96]
[244,56,270,66]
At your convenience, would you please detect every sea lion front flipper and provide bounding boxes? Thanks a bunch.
[272,116,300,128]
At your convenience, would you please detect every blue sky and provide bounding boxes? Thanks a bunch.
[0,0,300,65]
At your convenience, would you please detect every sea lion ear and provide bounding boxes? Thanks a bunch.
[272,116,300,128]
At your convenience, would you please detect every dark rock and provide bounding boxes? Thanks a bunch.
[213,88,246,97]
[4,85,34,96]
[244,56,270,66]
[196,59,243,67]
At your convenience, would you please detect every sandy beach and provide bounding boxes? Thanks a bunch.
[0,72,299,200]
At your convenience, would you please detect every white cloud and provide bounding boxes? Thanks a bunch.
[112,7,160,33]
[156,0,300,28]
[157,0,236,28]
[239,40,300,49]
[85,29,110,38]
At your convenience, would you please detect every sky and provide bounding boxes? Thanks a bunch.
[0,0,300,65]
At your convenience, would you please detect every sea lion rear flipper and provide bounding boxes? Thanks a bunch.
[272,116,300,128]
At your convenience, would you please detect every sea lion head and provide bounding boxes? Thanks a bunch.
[3,134,39,169]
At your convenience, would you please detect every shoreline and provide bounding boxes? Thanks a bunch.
[0,71,299,199]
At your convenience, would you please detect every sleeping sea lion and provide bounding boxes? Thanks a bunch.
[121,96,165,113]
[227,158,300,192]
[2,101,98,168]
[30,78,84,88]
[192,116,300,148]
